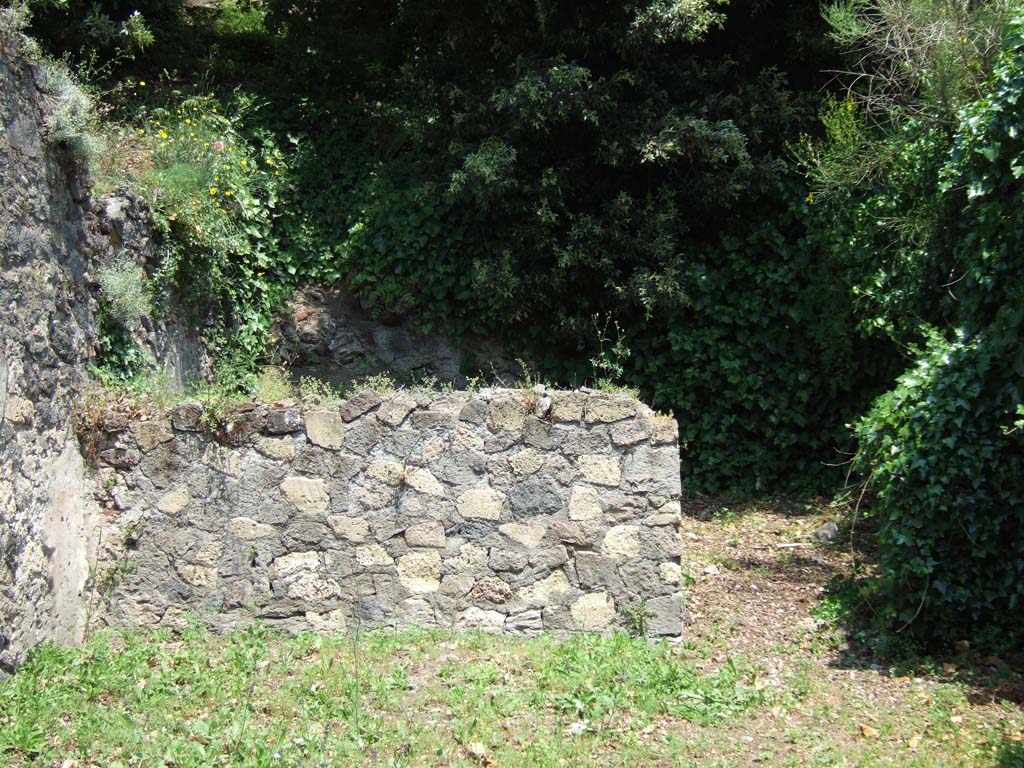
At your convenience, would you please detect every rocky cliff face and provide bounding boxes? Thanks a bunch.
[0,24,220,667]
[0,28,101,668]
[270,287,519,389]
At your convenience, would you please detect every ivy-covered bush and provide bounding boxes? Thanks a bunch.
[856,333,1024,645]
[624,183,886,493]
[852,17,1024,645]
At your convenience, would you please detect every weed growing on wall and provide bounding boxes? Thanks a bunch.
[297,375,342,404]
[0,1,31,37]
[94,255,152,384]
[41,60,106,168]
[253,366,293,404]
[137,92,289,378]
[93,311,153,384]
[622,601,654,638]
[97,255,150,326]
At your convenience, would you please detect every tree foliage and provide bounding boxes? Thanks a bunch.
[257,0,869,491]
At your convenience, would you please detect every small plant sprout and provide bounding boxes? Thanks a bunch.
[622,601,654,637]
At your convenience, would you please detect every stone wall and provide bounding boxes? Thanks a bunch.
[89,388,684,636]
[0,26,682,663]
[0,28,207,668]
[0,28,102,669]
[270,286,518,389]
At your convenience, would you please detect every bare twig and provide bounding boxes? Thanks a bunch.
[895,573,930,634]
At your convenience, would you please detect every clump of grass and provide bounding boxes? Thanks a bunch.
[98,255,150,326]
[41,62,106,168]
[346,371,398,397]
[299,371,401,404]
[532,632,762,726]
[188,361,259,425]
[254,366,293,404]
[298,375,342,404]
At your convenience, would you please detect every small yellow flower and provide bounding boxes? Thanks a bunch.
[240,160,247,167]
[159,130,168,139]
[806,192,815,204]
[225,190,234,196]
[139,81,146,87]
[185,119,191,125]
[138,129,145,135]
[265,158,273,165]
[209,186,218,196]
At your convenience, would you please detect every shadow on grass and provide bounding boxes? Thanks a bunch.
[806,518,1024,708]
[706,504,1024,711]
[681,493,834,523]
[678,492,1024,715]
[724,554,837,585]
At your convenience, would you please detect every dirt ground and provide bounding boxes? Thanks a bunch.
[665,496,1024,767]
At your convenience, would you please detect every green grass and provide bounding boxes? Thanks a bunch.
[0,625,762,767]
[2,622,1022,767]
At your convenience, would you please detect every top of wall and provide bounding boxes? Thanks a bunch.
[90,387,679,468]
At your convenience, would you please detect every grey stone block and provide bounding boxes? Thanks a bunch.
[646,594,684,637]
[340,391,382,422]
[489,549,529,573]
[267,408,304,434]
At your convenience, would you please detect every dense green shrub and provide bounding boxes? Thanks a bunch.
[850,17,1024,645]
[27,0,165,71]
[622,183,888,492]
[802,0,1014,349]
[855,333,1024,645]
